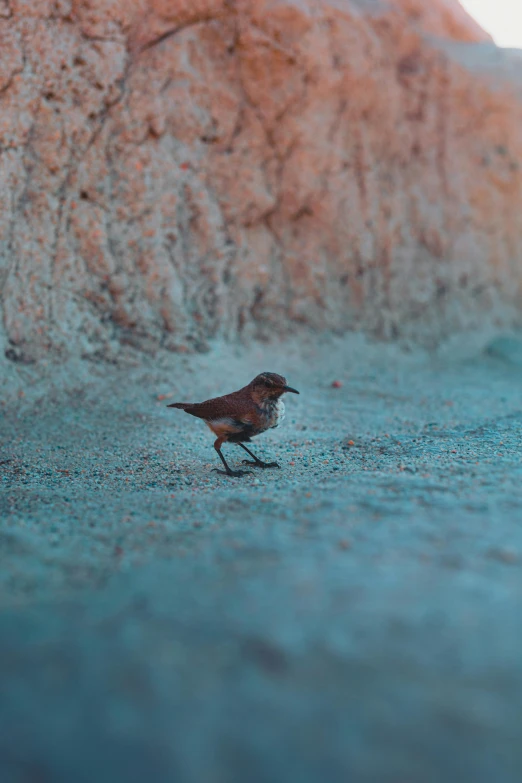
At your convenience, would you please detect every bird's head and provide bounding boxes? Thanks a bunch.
[250,372,300,400]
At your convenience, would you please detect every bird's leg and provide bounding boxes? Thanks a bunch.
[238,442,280,469]
[212,438,253,478]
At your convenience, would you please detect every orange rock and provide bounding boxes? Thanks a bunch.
[1,0,521,366]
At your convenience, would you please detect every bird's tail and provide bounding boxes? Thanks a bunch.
[167,402,193,411]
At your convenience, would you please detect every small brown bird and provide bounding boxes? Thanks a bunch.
[168,372,299,477]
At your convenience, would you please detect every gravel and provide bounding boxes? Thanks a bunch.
[1,334,522,782]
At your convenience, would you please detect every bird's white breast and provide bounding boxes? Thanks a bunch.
[265,398,285,429]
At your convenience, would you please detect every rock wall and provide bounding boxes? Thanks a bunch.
[1,0,522,364]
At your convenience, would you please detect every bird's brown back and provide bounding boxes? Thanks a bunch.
[183,386,255,422]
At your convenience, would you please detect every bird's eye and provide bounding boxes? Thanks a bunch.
[264,377,274,386]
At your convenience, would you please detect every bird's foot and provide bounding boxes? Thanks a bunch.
[212,468,253,478]
[242,460,281,469]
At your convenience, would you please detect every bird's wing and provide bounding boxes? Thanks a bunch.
[183,390,253,422]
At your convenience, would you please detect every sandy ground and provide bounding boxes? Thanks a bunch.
[1,334,522,782]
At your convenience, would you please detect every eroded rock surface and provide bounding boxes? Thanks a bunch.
[1,0,522,365]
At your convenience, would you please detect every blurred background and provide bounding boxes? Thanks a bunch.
[1,0,522,376]
[461,1,522,48]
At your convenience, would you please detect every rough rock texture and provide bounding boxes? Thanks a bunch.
[1,0,522,365]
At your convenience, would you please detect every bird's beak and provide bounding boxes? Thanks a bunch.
[283,385,299,394]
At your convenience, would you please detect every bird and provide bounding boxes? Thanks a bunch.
[167,372,300,477]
